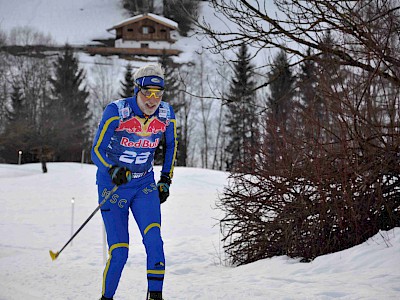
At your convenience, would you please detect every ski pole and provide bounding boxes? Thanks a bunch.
[49,185,118,261]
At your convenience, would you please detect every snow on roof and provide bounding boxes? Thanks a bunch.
[107,13,178,31]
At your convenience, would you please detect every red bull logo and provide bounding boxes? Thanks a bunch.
[147,118,167,134]
[120,137,160,148]
[116,116,167,137]
[116,117,142,134]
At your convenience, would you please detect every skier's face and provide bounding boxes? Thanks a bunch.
[136,85,164,115]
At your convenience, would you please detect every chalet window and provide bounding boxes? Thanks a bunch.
[127,28,134,32]
[141,26,155,34]
[141,43,149,48]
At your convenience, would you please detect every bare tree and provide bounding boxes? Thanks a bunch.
[0,52,53,164]
[211,1,400,265]
[0,49,9,137]
[88,57,121,121]
[211,63,230,170]
[179,50,253,170]
[176,64,195,167]
[8,26,53,46]
[197,52,213,168]
[196,0,400,88]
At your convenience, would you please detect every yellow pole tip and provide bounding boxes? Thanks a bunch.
[49,250,59,261]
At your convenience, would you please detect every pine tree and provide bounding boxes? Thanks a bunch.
[49,44,91,161]
[159,51,182,113]
[316,30,343,138]
[0,79,35,164]
[163,0,199,36]
[267,50,295,129]
[154,52,185,166]
[266,50,295,161]
[224,43,258,171]
[122,0,154,15]
[6,80,26,122]
[298,48,326,140]
[299,48,318,111]
[119,63,135,98]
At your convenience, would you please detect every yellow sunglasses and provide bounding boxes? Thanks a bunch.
[140,87,165,98]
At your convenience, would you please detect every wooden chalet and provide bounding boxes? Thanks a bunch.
[86,13,181,58]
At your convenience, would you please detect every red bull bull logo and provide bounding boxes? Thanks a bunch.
[116,117,142,134]
[147,118,167,134]
[116,116,167,137]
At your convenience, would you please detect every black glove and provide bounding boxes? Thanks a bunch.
[108,166,132,186]
[157,175,171,204]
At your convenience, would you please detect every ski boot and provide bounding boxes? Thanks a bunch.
[99,296,113,300]
[148,291,163,300]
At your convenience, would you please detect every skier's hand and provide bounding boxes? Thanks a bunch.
[108,166,132,186]
[157,175,171,204]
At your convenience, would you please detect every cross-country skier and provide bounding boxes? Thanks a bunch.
[91,63,178,300]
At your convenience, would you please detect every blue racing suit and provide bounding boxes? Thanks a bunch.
[91,95,177,298]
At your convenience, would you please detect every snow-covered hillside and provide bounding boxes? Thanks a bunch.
[0,0,126,45]
[0,0,212,62]
[0,163,399,299]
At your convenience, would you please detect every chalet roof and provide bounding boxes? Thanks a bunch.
[107,13,178,31]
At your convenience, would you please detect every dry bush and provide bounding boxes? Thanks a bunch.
[219,68,400,265]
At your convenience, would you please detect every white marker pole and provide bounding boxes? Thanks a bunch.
[81,149,85,166]
[71,198,75,246]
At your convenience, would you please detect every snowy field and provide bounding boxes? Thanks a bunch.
[0,163,399,300]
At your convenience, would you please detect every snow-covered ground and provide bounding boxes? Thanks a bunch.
[0,163,399,300]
